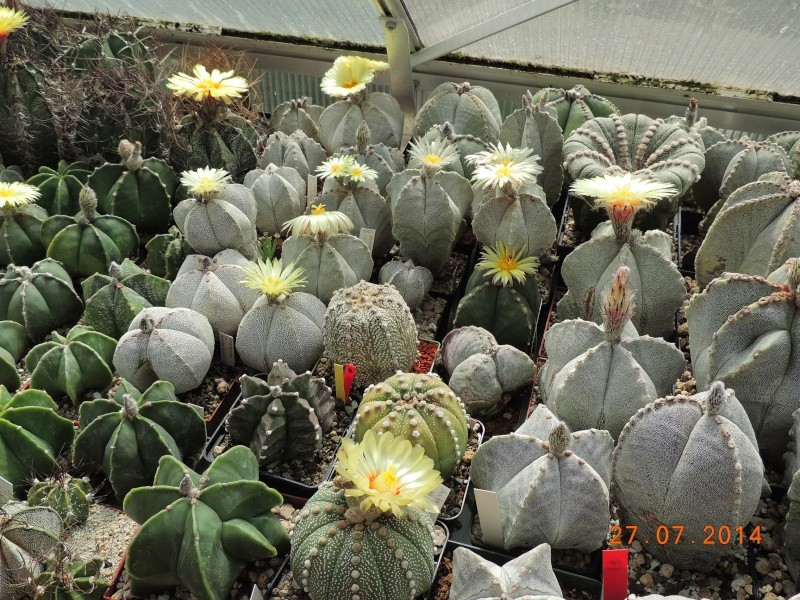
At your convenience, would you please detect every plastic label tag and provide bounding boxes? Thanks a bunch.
[334,363,357,403]
[359,228,376,253]
[602,548,629,600]
[307,174,318,205]
[250,585,264,600]
[219,333,236,367]
[473,488,504,548]
[0,475,13,507]
[425,483,451,518]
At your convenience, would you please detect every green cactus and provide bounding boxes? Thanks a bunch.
[0,188,47,267]
[27,475,93,528]
[0,386,74,496]
[664,98,726,151]
[378,259,433,311]
[0,320,26,391]
[67,29,155,77]
[145,225,193,280]
[243,163,306,236]
[33,551,106,600]
[27,161,92,216]
[24,325,115,405]
[123,447,290,600]
[323,281,418,387]
[531,84,618,138]
[0,160,24,183]
[227,362,335,468]
[86,139,177,233]
[319,91,403,152]
[259,130,327,181]
[767,130,800,176]
[354,372,468,477]
[414,82,502,144]
[74,379,206,502]
[612,382,763,571]
[270,97,323,141]
[170,111,258,178]
[0,259,83,341]
[114,306,215,394]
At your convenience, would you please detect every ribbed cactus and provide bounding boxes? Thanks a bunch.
[0,182,47,267]
[767,130,800,176]
[170,111,258,178]
[145,225,194,280]
[270,97,323,140]
[27,475,92,528]
[40,186,139,278]
[664,98,726,152]
[410,124,471,178]
[259,130,327,181]
[68,29,155,74]
[563,113,705,232]
[123,448,290,600]
[0,386,74,495]
[378,259,433,310]
[114,306,215,394]
[612,382,763,571]
[0,320,27,391]
[227,363,335,468]
[87,139,177,233]
[0,162,23,184]
[27,161,91,215]
[532,84,618,138]
[32,553,106,600]
[443,326,536,418]
[785,409,800,559]
[24,325,116,405]
[323,281,418,387]
[353,372,468,476]
[450,544,563,600]
[471,404,612,551]
[339,121,405,197]
[243,163,306,236]
[82,260,170,339]
[165,249,259,337]
[74,379,206,502]
[541,266,685,440]
[413,82,502,143]
[0,259,83,341]
[236,258,327,374]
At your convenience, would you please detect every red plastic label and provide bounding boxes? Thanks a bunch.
[343,364,356,399]
[602,548,629,600]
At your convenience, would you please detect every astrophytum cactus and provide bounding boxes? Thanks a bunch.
[145,225,194,280]
[413,81,502,144]
[270,97,323,140]
[532,84,618,138]
[767,130,800,176]
[0,320,26,391]
[27,475,92,528]
[338,120,405,197]
[259,130,327,181]
[612,382,763,571]
[243,163,306,236]
[0,180,46,267]
[785,409,800,559]
[378,259,433,311]
[27,161,91,215]
[664,98,726,152]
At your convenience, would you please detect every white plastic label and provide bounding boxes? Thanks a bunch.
[219,332,236,367]
[0,475,13,507]
[250,585,264,600]
[426,483,451,518]
[307,174,318,205]
[473,488,504,548]
[359,228,376,253]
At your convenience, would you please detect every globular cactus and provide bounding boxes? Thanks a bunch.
[453,243,541,348]
[173,167,259,259]
[114,306,215,394]
[87,139,177,233]
[32,552,106,600]
[378,259,433,310]
[124,449,289,600]
[0,386,74,495]
[413,82,502,144]
[236,259,326,373]
[443,326,536,418]
[82,260,170,339]
[353,372,468,476]
[450,544,564,600]
[165,249,259,337]
[27,475,93,528]
[612,382,763,571]
[540,266,685,440]
[270,96,323,140]
[531,84,618,138]
[145,225,193,280]
[0,181,47,266]
[0,320,27,391]
[291,431,440,600]
[27,161,91,215]
[0,162,24,184]
[67,29,156,76]
[0,259,83,341]
[766,130,800,177]
[40,186,139,279]
[695,173,800,287]
[259,130,327,181]
[471,404,613,552]
[499,90,565,206]
[323,281,418,387]
[227,362,335,468]
[563,113,705,232]
[243,163,306,236]
[338,120,405,197]
[0,502,62,600]
[74,379,206,502]
[24,325,115,405]
[558,173,686,338]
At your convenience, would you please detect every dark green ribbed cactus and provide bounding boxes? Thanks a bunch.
[24,325,115,405]
[170,112,258,178]
[0,259,83,341]
[67,29,155,76]
[123,447,290,600]
[0,158,24,183]
[74,379,206,502]
[227,362,335,468]
[27,475,93,528]
[0,183,47,266]
[413,82,502,144]
[259,130,327,181]
[0,386,74,495]
[87,139,177,232]
[531,84,618,138]
[270,97,323,140]
[0,320,27,391]
[33,552,106,600]
[145,225,193,279]
[27,161,91,215]
[40,186,139,278]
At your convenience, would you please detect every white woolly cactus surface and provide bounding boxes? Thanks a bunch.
[378,259,433,311]
[243,163,306,236]
[323,281,417,387]
[612,382,763,572]
[113,306,215,394]
[259,130,327,180]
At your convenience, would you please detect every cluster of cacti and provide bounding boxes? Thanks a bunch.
[227,362,335,468]
[27,161,91,215]
[353,372,468,476]
[0,320,27,390]
[471,404,613,551]
[323,281,417,386]
[442,325,536,418]
[532,84,618,138]
[378,259,433,310]
[259,130,327,180]
[338,120,405,196]
[270,96,323,140]
[74,379,206,501]
[27,475,93,528]
[145,225,193,279]
[123,447,290,600]
[243,162,306,235]
[612,382,763,571]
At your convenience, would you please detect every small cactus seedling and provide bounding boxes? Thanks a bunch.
[27,474,93,528]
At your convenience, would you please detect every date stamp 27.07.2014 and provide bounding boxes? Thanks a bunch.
[608,524,762,546]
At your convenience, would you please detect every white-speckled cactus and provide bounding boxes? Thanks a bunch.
[767,130,800,177]
[338,121,405,197]
[413,82,502,144]
[541,266,685,440]
[270,97,323,141]
[612,382,763,571]
[113,306,215,393]
[165,249,260,337]
[243,163,306,236]
[471,404,613,552]
[664,98,726,152]
[323,281,417,387]
[378,259,433,311]
[532,84,618,138]
[259,130,327,181]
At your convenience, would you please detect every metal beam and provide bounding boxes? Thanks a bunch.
[410,0,578,67]
[373,0,421,50]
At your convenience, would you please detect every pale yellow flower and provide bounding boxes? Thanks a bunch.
[0,182,40,210]
[316,155,355,180]
[336,430,442,517]
[345,162,377,183]
[321,55,389,98]
[283,204,353,237]
[239,258,306,299]
[167,64,248,103]
[476,242,538,287]
[570,172,676,212]
[180,167,231,197]
[467,143,542,191]
[0,7,28,38]
[408,137,460,172]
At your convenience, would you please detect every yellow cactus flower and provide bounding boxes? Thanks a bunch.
[316,155,355,179]
[167,64,248,103]
[467,143,542,191]
[239,258,306,299]
[283,204,353,237]
[345,162,377,183]
[476,242,538,287]
[0,6,28,39]
[320,55,389,98]
[180,167,231,197]
[336,430,442,517]
[0,182,40,210]
[408,137,460,172]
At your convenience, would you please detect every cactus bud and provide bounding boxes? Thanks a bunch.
[178,473,194,496]
[601,266,634,343]
[685,98,699,128]
[356,120,371,154]
[118,139,135,160]
[125,141,144,171]
[108,261,122,283]
[548,422,571,457]
[121,394,139,420]
[706,381,726,416]
[456,82,472,94]
[78,186,98,220]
